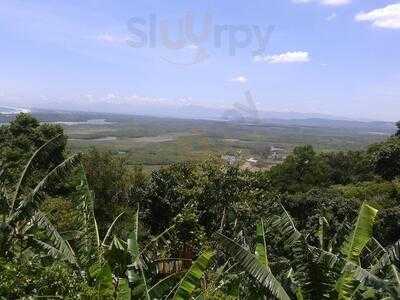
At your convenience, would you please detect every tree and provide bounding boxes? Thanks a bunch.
[0,135,80,263]
[369,137,400,180]
[269,145,329,193]
[0,113,66,187]
[395,121,400,137]
[81,148,144,236]
[321,150,374,185]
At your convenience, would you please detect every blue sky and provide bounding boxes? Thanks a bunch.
[0,0,400,121]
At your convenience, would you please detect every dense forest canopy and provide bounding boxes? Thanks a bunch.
[1,114,400,299]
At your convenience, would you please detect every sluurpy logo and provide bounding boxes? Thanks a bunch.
[126,13,274,66]
[223,90,261,124]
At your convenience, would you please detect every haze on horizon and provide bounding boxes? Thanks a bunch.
[0,1,399,122]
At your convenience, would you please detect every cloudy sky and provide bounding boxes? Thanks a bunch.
[0,0,399,121]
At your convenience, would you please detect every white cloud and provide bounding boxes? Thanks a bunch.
[230,76,248,83]
[355,4,400,29]
[96,33,128,44]
[326,13,337,21]
[292,0,313,3]
[321,0,350,6]
[292,0,351,6]
[186,44,199,50]
[254,51,310,64]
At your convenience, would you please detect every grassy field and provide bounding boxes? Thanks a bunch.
[50,112,393,171]
[1,111,394,171]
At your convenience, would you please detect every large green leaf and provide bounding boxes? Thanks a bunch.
[337,203,378,300]
[372,239,400,273]
[255,220,268,267]
[316,216,329,251]
[340,203,378,264]
[72,168,98,265]
[370,239,400,298]
[268,205,319,298]
[117,278,131,300]
[126,208,150,300]
[31,210,77,265]
[127,208,139,261]
[10,154,81,223]
[216,232,290,300]
[10,134,64,215]
[268,204,302,248]
[89,262,114,296]
[102,211,125,247]
[149,271,182,299]
[173,249,216,300]
[268,205,337,299]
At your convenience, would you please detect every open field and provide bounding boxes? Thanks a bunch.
[40,112,392,171]
[1,111,394,170]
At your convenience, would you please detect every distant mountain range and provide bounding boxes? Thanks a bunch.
[0,106,31,115]
[0,105,396,134]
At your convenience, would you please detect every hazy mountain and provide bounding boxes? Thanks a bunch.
[0,105,396,134]
[0,106,31,115]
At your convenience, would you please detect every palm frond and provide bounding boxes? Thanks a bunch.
[216,232,291,300]
[364,238,386,267]
[172,249,216,300]
[31,211,77,265]
[149,271,183,298]
[116,278,131,300]
[268,204,302,248]
[337,203,379,299]
[126,207,151,299]
[127,208,140,261]
[317,216,329,251]
[10,134,64,214]
[372,239,400,273]
[10,154,81,222]
[340,203,378,264]
[102,211,125,247]
[139,224,175,258]
[255,220,268,267]
[269,205,337,299]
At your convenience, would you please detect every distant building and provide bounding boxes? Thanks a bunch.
[246,157,258,165]
[270,146,285,161]
[222,155,238,166]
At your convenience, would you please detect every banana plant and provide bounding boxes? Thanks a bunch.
[336,203,378,300]
[76,169,126,254]
[0,134,80,264]
[369,239,400,298]
[265,202,400,299]
[216,220,291,300]
[122,208,216,299]
[172,248,216,299]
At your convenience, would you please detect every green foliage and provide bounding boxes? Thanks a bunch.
[269,145,329,193]
[41,197,78,233]
[369,137,400,180]
[0,113,66,187]
[334,181,400,208]
[321,151,374,185]
[216,231,291,300]
[82,148,144,236]
[395,121,400,137]
[340,203,378,264]
[0,257,92,298]
[255,220,268,267]
[173,249,216,299]
[2,114,400,298]
[0,141,80,263]
[88,261,114,297]
[375,207,400,246]
[337,204,378,299]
